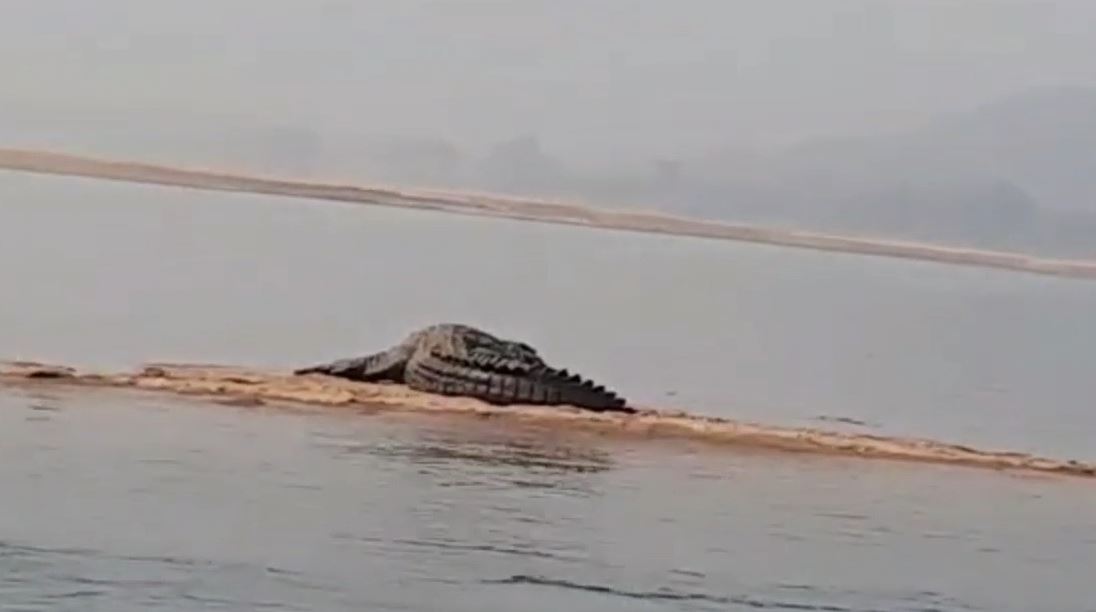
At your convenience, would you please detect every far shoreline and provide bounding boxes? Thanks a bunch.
[1,147,1094,280]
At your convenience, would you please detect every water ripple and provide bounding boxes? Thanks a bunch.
[390,537,583,562]
[0,538,332,610]
[484,574,860,611]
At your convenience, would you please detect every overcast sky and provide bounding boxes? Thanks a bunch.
[3,0,1096,163]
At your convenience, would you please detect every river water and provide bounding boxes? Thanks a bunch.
[1,171,1095,611]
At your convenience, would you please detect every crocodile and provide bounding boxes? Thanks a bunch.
[293,323,633,413]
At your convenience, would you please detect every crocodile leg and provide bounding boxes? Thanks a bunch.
[293,343,413,382]
[405,350,633,413]
[467,347,547,372]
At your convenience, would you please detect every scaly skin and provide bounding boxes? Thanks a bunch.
[293,323,632,413]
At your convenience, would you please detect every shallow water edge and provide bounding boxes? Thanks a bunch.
[3,359,1093,481]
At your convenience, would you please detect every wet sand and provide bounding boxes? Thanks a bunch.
[2,360,1093,481]
[1,147,1095,280]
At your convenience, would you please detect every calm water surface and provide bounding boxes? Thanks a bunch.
[1,172,1095,610]
[2,389,1095,612]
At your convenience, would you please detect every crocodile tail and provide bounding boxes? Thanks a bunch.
[407,351,632,413]
[531,366,632,413]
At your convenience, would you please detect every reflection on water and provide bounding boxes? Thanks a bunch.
[1,389,1094,611]
[318,422,615,499]
[366,431,613,475]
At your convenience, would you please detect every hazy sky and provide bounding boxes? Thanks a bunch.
[4,0,1096,163]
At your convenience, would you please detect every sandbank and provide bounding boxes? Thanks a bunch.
[2,360,1093,481]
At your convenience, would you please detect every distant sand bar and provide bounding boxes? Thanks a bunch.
[1,148,1095,280]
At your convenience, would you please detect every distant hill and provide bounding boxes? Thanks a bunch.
[3,86,1094,258]
[669,86,1096,258]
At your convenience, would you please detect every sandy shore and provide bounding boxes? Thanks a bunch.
[2,359,1093,481]
[2,147,1095,279]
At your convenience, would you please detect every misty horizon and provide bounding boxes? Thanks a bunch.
[3,0,1096,257]
[4,1,1095,156]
